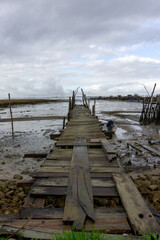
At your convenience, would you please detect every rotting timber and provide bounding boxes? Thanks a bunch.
[0,92,160,239]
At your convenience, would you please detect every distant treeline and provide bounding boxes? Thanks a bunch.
[88,95,158,102]
[0,99,68,107]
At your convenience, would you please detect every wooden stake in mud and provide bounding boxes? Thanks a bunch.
[92,99,96,116]
[8,93,14,137]
[63,117,65,129]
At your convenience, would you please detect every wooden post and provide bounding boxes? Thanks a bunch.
[68,97,71,121]
[93,99,96,116]
[63,117,65,129]
[88,99,90,110]
[8,93,14,137]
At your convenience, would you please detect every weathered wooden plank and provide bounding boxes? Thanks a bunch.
[20,207,126,219]
[20,208,63,219]
[23,195,45,208]
[63,137,95,230]
[34,177,115,188]
[47,148,107,160]
[113,173,160,234]
[101,138,116,154]
[39,166,122,173]
[0,213,19,223]
[30,186,118,197]
[42,159,118,167]
[0,212,131,234]
[139,144,160,157]
[30,172,113,179]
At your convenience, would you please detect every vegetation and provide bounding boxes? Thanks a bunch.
[0,99,68,107]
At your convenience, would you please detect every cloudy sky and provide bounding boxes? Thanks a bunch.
[0,0,160,98]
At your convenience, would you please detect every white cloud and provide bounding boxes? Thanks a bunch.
[0,0,160,97]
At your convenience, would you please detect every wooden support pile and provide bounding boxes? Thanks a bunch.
[140,83,160,125]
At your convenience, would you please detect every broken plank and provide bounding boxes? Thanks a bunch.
[113,173,160,234]
[139,144,160,157]
[20,207,126,219]
[63,137,95,230]
[100,138,116,154]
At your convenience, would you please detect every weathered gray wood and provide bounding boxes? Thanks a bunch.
[20,208,63,219]
[139,144,160,157]
[113,173,160,234]
[39,166,121,173]
[30,186,118,197]
[20,207,126,219]
[34,177,114,188]
[63,138,95,230]
[100,138,116,154]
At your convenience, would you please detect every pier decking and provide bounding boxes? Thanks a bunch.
[0,102,159,239]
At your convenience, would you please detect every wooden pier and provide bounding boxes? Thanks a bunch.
[0,95,160,239]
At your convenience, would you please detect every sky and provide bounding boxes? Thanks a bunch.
[0,0,160,98]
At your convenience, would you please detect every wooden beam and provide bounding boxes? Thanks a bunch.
[63,137,95,229]
[113,173,160,234]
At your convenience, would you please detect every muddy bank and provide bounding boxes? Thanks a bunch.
[130,169,160,212]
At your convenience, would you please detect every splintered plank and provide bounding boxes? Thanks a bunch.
[113,173,160,234]
[63,137,95,230]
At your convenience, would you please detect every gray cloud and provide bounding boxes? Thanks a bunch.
[0,0,160,98]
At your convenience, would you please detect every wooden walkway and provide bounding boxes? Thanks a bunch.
[0,104,160,238]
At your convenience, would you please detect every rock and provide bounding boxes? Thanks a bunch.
[4,210,11,214]
[149,185,158,191]
[13,209,19,213]
[0,191,5,199]
[6,190,14,198]
[17,191,25,198]
[0,160,5,164]
[153,191,160,203]
[12,197,19,204]
[13,174,23,180]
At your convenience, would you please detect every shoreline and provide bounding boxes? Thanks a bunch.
[0,98,68,107]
